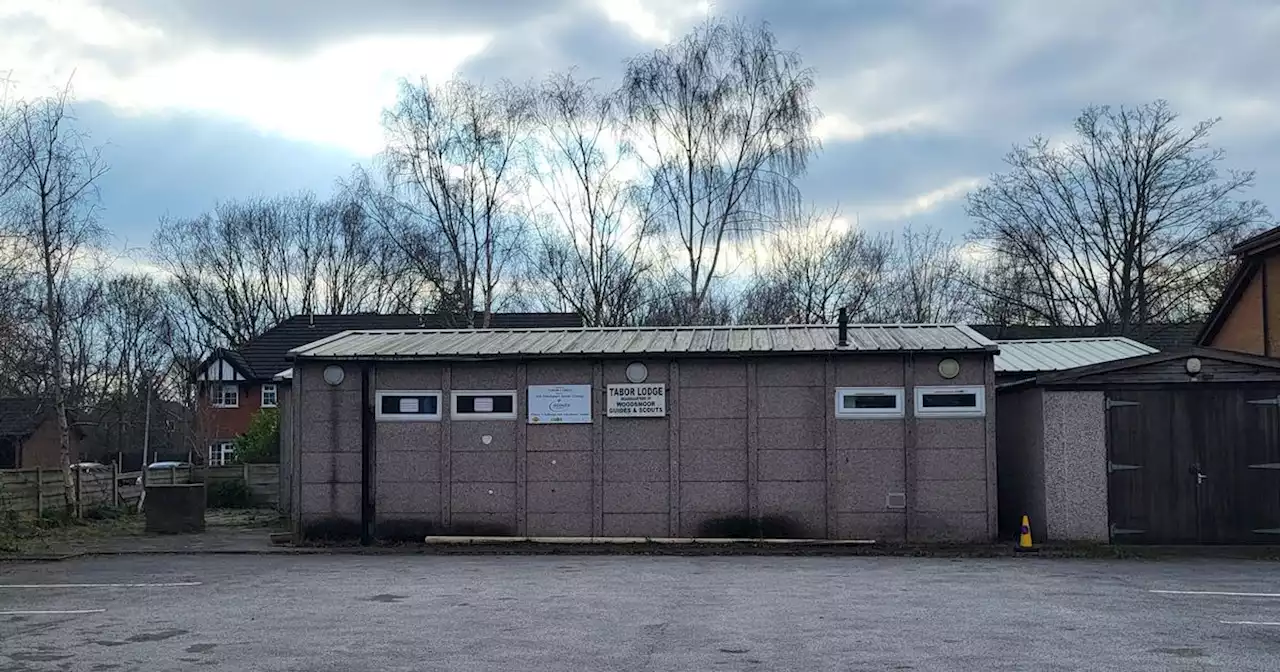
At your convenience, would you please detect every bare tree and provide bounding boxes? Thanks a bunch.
[1,88,107,493]
[738,210,892,324]
[525,72,654,326]
[881,224,968,323]
[153,190,417,347]
[381,78,532,327]
[621,18,819,323]
[966,101,1270,330]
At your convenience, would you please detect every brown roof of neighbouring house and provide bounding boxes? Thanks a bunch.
[0,397,48,438]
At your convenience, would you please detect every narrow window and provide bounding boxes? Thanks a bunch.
[375,391,443,421]
[915,386,986,418]
[835,387,905,419]
[261,384,278,408]
[451,390,517,420]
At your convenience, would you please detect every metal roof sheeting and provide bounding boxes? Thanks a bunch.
[994,337,1157,373]
[289,325,998,360]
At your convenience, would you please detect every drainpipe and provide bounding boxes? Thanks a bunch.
[837,307,849,347]
[360,363,374,546]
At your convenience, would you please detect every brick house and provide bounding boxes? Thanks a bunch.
[1199,226,1280,356]
[0,397,81,469]
[193,313,582,466]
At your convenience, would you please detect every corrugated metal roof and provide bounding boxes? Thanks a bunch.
[289,325,998,360]
[994,337,1157,373]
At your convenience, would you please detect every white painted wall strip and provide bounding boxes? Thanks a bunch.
[0,582,201,589]
[0,609,106,615]
[1150,590,1280,598]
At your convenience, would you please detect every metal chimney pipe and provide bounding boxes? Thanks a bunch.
[837,307,848,347]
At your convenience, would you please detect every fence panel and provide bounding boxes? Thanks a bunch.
[1,463,282,518]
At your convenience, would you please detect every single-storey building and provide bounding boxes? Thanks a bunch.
[282,322,1001,543]
[0,397,80,470]
[997,348,1280,544]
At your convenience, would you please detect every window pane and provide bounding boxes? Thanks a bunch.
[380,395,438,416]
[922,393,978,408]
[457,394,514,414]
[848,394,897,410]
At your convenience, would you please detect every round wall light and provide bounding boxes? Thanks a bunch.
[938,358,961,380]
[626,361,649,383]
[1185,357,1202,375]
[322,365,346,386]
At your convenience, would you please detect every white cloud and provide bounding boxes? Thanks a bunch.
[813,109,940,143]
[856,177,983,223]
[1,1,492,155]
[595,0,711,44]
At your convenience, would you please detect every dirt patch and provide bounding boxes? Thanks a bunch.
[363,594,408,603]
[127,628,189,643]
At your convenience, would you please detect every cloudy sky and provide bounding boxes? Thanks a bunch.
[4,0,1279,254]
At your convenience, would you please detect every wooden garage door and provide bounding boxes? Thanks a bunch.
[1107,388,1280,544]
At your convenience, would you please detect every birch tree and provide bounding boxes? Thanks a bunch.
[621,18,819,323]
[1,89,107,494]
[381,78,532,327]
[526,72,654,326]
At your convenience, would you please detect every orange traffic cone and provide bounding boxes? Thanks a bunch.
[1016,515,1036,553]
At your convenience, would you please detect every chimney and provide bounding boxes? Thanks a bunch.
[837,307,848,347]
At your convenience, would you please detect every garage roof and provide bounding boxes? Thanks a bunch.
[994,337,1157,373]
[288,324,998,360]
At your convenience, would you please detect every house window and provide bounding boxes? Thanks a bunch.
[835,387,905,419]
[208,441,235,466]
[261,384,278,408]
[211,384,239,408]
[451,390,517,420]
[376,391,443,421]
[914,386,986,418]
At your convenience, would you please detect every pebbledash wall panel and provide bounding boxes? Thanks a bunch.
[292,354,998,542]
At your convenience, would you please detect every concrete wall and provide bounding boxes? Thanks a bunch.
[1042,391,1108,541]
[996,388,1109,542]
[293,353,998,542]
[278,384,295,517]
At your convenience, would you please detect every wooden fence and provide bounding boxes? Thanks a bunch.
[0,464,279,519]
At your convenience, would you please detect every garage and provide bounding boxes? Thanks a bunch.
[281,323,1001,543]
[998,348,1280,544]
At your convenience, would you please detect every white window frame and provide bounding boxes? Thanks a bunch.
[208,441,235,466]
[211,384,239,408]
[914,385,986,418]
[834,387,905,419]
[375,390,443,422]
[451,390,518,421]
[260,384,278,408]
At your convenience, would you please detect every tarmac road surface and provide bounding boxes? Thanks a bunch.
[1,554,1278,671]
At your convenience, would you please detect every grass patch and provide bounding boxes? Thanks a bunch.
[0,509,143,555]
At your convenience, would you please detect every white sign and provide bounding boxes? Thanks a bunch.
[607,384,666,418]
[398,397,420,413]
[473,397,494,413]
[528,385,592,424]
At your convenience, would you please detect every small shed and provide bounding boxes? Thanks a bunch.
[0,398,80,469]
[284,323,1001,543]
[997,348,1280,544]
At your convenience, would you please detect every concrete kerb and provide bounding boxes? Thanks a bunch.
[6,539,1280,562]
